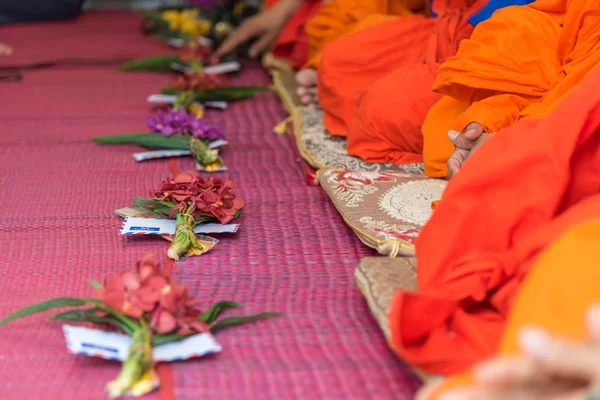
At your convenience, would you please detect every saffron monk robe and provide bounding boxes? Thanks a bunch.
[387,64,600,377]
[312,0,532,147]
[419,219,600,400]
[296,0,433,105]
[350,0,600,178]
[326,0,533,166]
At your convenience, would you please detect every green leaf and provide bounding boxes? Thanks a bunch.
[210,312,283,334]
[118,55,183,72]
[93,134,191,150]
[200,301,240,324]
[132,197,175,218]
[0,297,93,326]
[50,308,134,335]
[152,333,188,346]
[160,86,179,95]
[160,86,272,102]
[89,280,102,289]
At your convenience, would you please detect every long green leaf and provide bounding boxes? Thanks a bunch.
[89,280,102,289]
[119,55,182,72]
[140,10,172,34]
[152,333,188,346]
[132,197,175,218]
[200,301,240,324]
[50,308,134,335]
[209,312,283,334]
[0,297,93,326]
[93,134,190,150]
[160,86,272,102]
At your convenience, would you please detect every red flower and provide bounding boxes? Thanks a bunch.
[172,71,229,92]
[179,44,211,63]
[154,170,245,224]
[96,272,155,318]
[175,315,209,335]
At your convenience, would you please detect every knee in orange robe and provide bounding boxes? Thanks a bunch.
[389,65,600,375]
[318,14,435,136]
[345,63,443,164]
[421,97,469,178]
[316,0,478,138]
[426,216,600,399]
[304,0,427,70]
[422,0,600,176]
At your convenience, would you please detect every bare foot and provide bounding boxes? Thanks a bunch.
[296,68,318,106]
[0,42,12,56]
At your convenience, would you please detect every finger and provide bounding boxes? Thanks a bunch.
[248,30,277,58]
[464,122,484,139]
[0,43,12,56]
[448,130,479,150]
[438,387,501,400]
[447,148,469,177]
[300,94,314,105]
[475,357,544,387]
[305,86,318,96]
[519,326,599,380]
[297,86,307,97]
[215,22,257,57]
[470,133,490,155]
[586,304,600,345]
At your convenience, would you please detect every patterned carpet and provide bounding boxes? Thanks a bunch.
[0,12,421,399]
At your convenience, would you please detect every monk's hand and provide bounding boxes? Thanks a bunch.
[438,304,600,400]
[214,0,302,59]
[446,123,489,177]
[0,42,12,56]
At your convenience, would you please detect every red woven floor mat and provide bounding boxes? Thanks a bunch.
[0,11,420,399]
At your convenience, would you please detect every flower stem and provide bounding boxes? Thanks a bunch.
[167,212,207,260]
[106,320,154,398]
[189,137,223,171]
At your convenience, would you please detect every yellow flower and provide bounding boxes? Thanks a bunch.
[197,19,212,37]
[182,9,200,19]
[161,10,182,30]
[180,19,200,37]
[188,103,204,118]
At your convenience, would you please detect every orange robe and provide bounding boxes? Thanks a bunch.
[317,0,481,163]
[422,0,600,177]
[388,64,600,375]
[266,0,322,69]
[426,216,600,398]
[304,0,430,70]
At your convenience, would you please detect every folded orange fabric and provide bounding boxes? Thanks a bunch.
[422,0,600,177]
[389,65,600,375]
[317,0,480,146]
[267,0,323,69]
[426,215,600,398]
[304,0,429,71]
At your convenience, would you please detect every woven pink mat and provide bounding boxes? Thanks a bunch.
[0,11,420,399]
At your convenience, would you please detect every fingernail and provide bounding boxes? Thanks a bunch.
[465,129,476,136]
[439,391,470,400]
[448,130,460,140]
[474,361,505,381]
[518,326,550,357]
[587,305,600,337]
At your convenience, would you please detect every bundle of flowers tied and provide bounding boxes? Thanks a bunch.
[0,254,280,398]
[139,1,260,50]
[133,170,245,260]
[94,105,227,171]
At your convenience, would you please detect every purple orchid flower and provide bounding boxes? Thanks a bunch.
[147,108,226,141]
